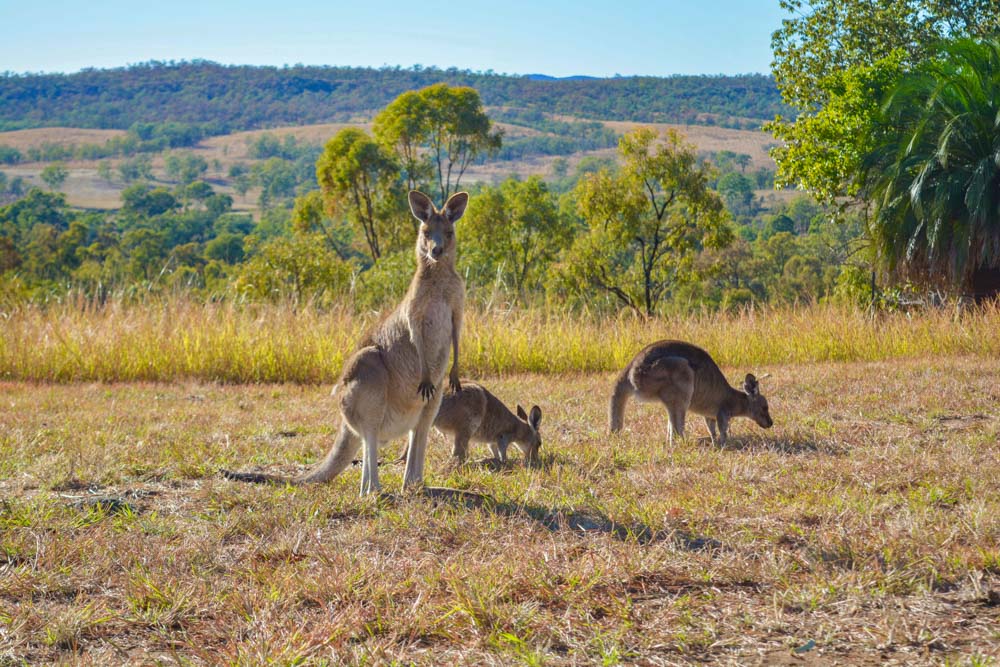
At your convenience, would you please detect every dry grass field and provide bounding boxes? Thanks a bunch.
[601,121,777,170]
[1,355,998,665]
[1,301,999,664]
[0,128,127,153]
[4,300,1000,383]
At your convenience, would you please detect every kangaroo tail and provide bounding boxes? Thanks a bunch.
[292,425,360,484]
[221,425,360,486]
[608,366,635,433]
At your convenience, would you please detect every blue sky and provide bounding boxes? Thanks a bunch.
[1,1,789,77]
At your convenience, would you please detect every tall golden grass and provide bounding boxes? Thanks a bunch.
[2,297,998,383]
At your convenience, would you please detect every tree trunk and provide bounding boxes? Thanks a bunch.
[969,265,1000,302]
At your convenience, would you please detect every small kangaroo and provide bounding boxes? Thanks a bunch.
[223,190,468,495]
[433,381,542,466]
[609,340,773,446]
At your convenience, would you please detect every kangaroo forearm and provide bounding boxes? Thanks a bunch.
[449,311,462,390]
[408,318,430,379]
[450,331,460,374]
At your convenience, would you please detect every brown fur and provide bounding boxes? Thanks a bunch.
[433,381,542,466]
[609,340,773,446]
[222,190,468,494]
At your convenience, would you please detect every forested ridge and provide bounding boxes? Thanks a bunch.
[0,61,786,131]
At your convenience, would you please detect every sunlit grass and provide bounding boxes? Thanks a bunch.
[1,359,998,663]
[2,297,998,382]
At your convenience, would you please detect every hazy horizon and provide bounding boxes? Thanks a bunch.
[2,59,776,79]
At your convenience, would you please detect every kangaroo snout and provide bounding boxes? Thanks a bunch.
[431,245,444,259]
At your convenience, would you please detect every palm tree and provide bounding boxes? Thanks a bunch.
[858,38,1000,299]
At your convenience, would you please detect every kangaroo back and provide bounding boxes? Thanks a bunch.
[435,383,488,434]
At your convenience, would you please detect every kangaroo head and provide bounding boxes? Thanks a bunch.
[743,373,773,429]
[408,190,468,266]
[515,404,543,465]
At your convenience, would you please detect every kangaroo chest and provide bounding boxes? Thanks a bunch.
[415,299,453,372]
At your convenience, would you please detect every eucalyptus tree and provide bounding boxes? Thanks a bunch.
[460,176,574,299]
[315,127,404,263]
[559,129,732,316]
[374,83,502,201]
[40,163,68,192]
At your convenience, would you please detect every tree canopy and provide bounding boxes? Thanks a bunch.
[460,176,574,299]
[374,84,502,201]
[315,128,404,263]
[0,62,785,133]
[768,0,999,206]
[858,37,1000,295]
[558,129,733,316]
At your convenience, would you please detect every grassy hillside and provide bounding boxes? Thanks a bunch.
[0,120,782,211]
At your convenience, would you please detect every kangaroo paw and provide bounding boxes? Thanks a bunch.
[418,381,436,401]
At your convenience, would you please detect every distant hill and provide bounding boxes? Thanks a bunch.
[0,61,787,133]
[524,74,601,81]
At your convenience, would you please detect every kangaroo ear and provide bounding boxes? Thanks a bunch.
[743,373,759,395]
[442,191,469,223]
[529,405,542,430]
[408,190,435,222]
[516,404,528,421]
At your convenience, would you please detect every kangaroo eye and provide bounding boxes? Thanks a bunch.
[446,230,454,239]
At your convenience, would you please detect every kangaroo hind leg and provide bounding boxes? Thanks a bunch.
[358,426,381,495]
[403,391,443,490]
[658,362,694,447]
[451,427,473,465]
[664,400,687,446]
[330,347,388,494]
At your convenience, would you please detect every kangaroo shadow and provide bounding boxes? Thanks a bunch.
[495,501,724,550]
[705,433,846,456]
[468,453,556,473]
[419,488,721,550]
[359,452,550,472]
[217,463,721,550]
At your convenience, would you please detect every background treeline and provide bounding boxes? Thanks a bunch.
[0,151,863,313]
[0,61,787,132]
[0,76,871,315]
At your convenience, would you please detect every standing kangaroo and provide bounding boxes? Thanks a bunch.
[433,381,542,466]
[609,340,773,446]
[223,190,468,495]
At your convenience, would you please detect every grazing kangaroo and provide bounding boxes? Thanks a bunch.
[433,381,542,466]
[609,340,773,446]
[223,190,468,495]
